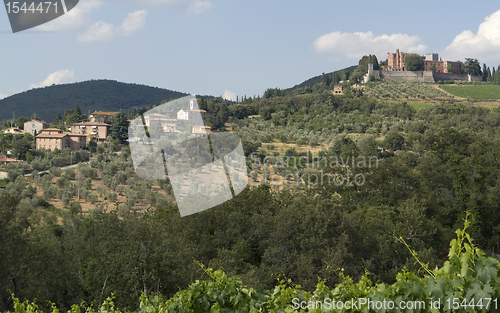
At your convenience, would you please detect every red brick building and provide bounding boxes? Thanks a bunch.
[387,49,406,70]
[423,60,461,73]
[387,49,461,73]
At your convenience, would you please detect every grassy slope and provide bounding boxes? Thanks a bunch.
[439,84,500,100]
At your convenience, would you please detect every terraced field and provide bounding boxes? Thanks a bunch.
[366,80,450,99]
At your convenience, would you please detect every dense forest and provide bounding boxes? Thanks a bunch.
[6,216,499,312]
[0,80,188,121]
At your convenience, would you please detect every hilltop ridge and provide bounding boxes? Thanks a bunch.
[0,79,188,122]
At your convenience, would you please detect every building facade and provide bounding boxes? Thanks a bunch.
[192,125,211,137]
[423,60,461,73]
[176,99,207,126]
[144,113,177,128]
[387,49,407,70]
[70,122,110,142]
[425,53,439,61]
[36,128,69,151]
[89,112,117,123]
[388,50,461,74]
[36,128,87,151]
[24,119,49,135]
[332,86,344,95]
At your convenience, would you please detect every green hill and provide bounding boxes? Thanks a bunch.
[0,80,188,122]
[287,65,357,91]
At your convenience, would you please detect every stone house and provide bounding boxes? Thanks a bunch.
[3,127,29,136]
[36,128,86,151]
[89,112,117,123]
[70,122,110,142]
[24,119,49,135]
[332,86,344,95]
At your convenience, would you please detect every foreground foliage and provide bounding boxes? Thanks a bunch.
[5,215,499,312]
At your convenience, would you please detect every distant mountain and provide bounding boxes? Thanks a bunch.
[287,65,357,91]
[0,80,189,122]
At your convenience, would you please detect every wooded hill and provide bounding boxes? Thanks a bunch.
[0,65,358,123]
[0,80,188,122]
[287,65,357,91]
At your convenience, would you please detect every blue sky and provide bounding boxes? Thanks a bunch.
[1,0,500,101]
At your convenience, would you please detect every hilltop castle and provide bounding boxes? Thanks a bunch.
[365,49,482,83]
[386,49,461,73]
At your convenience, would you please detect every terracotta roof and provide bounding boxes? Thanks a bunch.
[72,122,110,126]
[0,157,22,163]
[42,128,63,131]
[146,113,167,117]
[29,119,48,124]
[90,112,117,116]
[189,109,207,113]
[3,127,26,133]
[36,133,69,138]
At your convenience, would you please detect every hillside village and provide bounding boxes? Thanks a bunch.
[0,99,213,165]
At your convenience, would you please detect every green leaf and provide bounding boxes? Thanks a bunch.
[474,258,498,284]
[465,281,494,302]
[426,277,446,299]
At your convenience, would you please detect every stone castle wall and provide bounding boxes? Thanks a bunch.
[365,66,482,83]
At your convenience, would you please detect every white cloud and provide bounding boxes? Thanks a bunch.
[442,10,500,63]
[0,93,7,100]
[29,70,75,89]
[313,31,427,61]
[77,10,147,42]
[36,0,102,31]
[223,90,237,102]
[188,0,213,15]
[120,10,148,33]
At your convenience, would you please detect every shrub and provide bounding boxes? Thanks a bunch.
[69,201,82,214]
[49,167,62,177]
[43,186,57,200]
[107,192,118,202]
[63,169,76,180]
[7,170,20,182]
[308,137,319,147]
[86,192,98,204]
[56,177,68,188]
